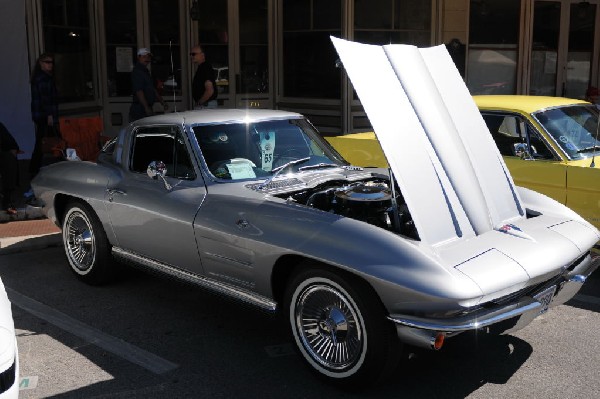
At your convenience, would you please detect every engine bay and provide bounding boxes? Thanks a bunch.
[275,177,419,240]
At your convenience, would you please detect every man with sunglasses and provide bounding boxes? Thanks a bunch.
[190,45,218,109]
[29,52,59,179]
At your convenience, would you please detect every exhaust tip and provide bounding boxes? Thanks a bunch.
[433,333,445,350]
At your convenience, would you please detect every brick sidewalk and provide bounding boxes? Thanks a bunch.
[0,218,60,239]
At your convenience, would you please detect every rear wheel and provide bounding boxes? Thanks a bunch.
[62,201,113,285]
[284,265,400,388]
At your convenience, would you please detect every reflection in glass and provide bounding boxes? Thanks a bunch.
[467,0,520,95]
[355,0,393,30]
[530,1,560,96]
[354,0,431,46]
[353,0,432,101]
[149,0,181,97]
[104,0,136,97]
[198,0,229,95]
[42,0,94,102]
[565,2,596,99]
[239,0,268,94]
[282,1,342,98]
[194,119,343,180]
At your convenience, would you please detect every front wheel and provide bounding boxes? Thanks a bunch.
[62,201,113,285]
[284,266,400,388]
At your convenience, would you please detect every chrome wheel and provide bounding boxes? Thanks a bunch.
[64,209,96,273]
[290,276,367,378]
[62,202,113,285]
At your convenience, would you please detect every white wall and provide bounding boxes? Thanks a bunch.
[0,0,35,158]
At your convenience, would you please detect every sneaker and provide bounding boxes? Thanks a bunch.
[25,196,39,206]
[6,207,17,215]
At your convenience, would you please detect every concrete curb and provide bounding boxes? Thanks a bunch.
[0,205,45,223]
[0,232,62,255]
[0,205,62,255]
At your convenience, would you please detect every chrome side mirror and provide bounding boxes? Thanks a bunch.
[147,161,172,190]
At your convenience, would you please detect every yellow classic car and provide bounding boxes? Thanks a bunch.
[327,95,600,230]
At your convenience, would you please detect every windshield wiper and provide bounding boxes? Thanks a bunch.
[258,157,310,190]
[298,163,339,171]
[298,163,365,172]
[577,145,600,154]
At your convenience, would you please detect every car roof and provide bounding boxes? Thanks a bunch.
[473,95,588,114]
[131,109,303,126]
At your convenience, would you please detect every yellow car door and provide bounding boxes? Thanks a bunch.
[566,162,600,229]
[504,157,567,204]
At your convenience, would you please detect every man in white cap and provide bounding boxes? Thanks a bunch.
[129,48,168,122]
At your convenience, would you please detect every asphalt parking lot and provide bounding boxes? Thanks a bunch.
[1,244,599,398]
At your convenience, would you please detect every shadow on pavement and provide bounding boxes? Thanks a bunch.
[5,249,533,398]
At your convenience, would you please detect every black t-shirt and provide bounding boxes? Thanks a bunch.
[192,62,217,105]
[131,62,157,105]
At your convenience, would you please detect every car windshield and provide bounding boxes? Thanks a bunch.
[193,118,346,180]
[534,104,600,160]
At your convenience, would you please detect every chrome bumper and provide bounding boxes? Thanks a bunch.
[388,257,599,349]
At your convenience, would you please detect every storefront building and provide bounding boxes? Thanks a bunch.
[2,0,599,156]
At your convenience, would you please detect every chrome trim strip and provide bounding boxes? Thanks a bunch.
[570,274,586,284]
[205,252,252,268]
[388,297,542,332]
[112,247,277,312]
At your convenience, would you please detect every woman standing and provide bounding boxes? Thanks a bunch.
[29,52,59,178]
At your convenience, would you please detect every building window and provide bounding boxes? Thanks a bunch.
[351,0,432,129]
[529,2,560,96]
[354,0,431,46]
[198,0,229,96]
[41,0,94,103]
[467,0,520,95]
[148,0,181,97]
[282,0,342,98]
[104,0,136,97]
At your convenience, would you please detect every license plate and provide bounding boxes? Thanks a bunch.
[534,285,557,314]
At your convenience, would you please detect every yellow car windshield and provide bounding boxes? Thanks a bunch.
[535,104,600,160]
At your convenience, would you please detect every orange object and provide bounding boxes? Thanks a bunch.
[59,116,104,161]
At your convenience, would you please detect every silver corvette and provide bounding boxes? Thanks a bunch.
[32,38,600,387]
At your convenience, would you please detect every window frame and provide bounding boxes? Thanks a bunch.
[481,110,559,161]
[34,0,100,109]
[129,124,197,180]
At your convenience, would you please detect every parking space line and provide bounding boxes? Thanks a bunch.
[6,288,178,375]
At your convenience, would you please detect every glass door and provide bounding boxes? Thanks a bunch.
[529,0,599,99]
[196,0,272,109]
[234,0,270,108]
[530,1,561,96]
[564,1,597,98]
[102,0,183,136]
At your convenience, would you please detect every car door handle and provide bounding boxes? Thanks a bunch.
[106,188,126,202]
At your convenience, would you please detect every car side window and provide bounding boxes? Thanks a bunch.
[130,125,196,179]
[482,113,524,156]
[481,113,554,160]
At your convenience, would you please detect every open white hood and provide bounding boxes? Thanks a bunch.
[331,37,526,246]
